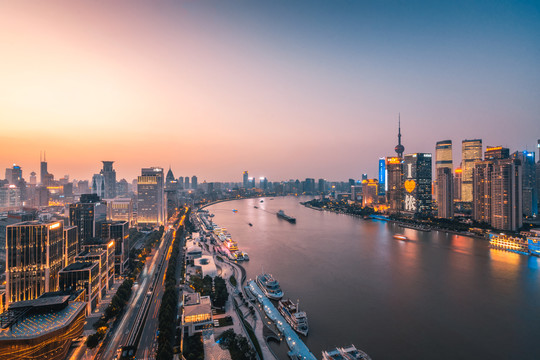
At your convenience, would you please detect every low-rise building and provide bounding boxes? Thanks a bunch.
[182,292,213,336]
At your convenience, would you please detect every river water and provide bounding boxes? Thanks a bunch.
[207,196,540,360]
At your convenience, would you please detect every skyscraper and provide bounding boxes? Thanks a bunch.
[403,153,432,217]
[184,176,190,190]
[435,140,453,216]
[386,157,403,213]
[191,176,198,190]
[100,161,117,199]
[5,165,23,185]
[437,167,454,218]
[491,159,522,231]
[473,161,493,223]
[69,194,107,247]
[318,178,326,193]
[378,158,386,195]
[461,139,483,202]
[435,140,453,171]
[178,176,184,190]
[454,168,462,201]
[137,167,164,227]
[6,220,65,304]
[40,151,48,185]
[166,167,175,185]
[92,174,105,198]
[473,157,522,231]
[243,171,249,188]
[512,151,537,217]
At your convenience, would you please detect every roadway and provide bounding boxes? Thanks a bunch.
[136,213,186,359]
[99,228,174,360]
[135,231,173,359]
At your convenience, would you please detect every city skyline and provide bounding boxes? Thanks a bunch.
[1,0,539,181]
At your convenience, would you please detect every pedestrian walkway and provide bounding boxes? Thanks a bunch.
[203,333,233,360]
[218,259,276,360]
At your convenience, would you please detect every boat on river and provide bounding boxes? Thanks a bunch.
[278,299,309,336]
[323,345,371,360]
[256,273,283,300]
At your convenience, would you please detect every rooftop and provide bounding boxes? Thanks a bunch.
[61,261,97,272]
[8,295,70,311]
[0,302,85,340]
[184,294,212,318]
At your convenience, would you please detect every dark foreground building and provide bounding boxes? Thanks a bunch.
[0,294,86,360]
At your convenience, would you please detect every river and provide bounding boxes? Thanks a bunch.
[207,196,540,360]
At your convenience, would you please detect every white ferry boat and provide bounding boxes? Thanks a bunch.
[323,345,371,360]
[256,273,283,300]
[278,299,308,336]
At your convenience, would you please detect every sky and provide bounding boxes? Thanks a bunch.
[1,0,539,182]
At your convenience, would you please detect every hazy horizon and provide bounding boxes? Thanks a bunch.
[1,0,539,182]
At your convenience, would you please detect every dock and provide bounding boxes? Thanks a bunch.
[247,281,317,360]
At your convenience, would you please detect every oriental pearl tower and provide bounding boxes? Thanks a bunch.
[395,113,404,158]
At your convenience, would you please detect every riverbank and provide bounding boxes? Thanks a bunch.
[301,202,486,240]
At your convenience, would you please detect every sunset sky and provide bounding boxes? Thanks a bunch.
[1,0,539,182]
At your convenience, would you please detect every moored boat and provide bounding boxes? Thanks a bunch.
[256,273,283,300]
[323,345,371,360]
[278,299,308,336]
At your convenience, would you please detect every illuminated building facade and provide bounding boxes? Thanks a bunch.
[378,158,386,195]
[473,161,493,223]
[362,179,379,207]
[137,167,164,227]
[111,221,129,274]
[75,246,110,300]
[5,221,65,304]
[101,221,130,274]
[436,167,453,218]
[435,140,453,171]
[182,292,213,336]
[484,146,509,160]
[402,153,432,218]
[80,239,115,292]
[64,225,79,267]
[385,157,403,214]
[59,261,99,314]
[473,158,522,231]
[0,295,86,360]
[461,139,483,202]
[491,158,522,231]
[106,198,133,225]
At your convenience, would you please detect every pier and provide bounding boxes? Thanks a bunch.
[247,281,317,360]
